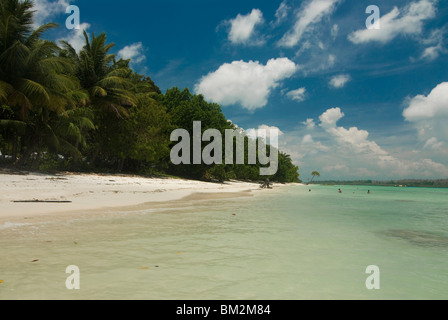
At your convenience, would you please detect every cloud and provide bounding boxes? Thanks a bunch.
[286,87,307,102]
[278,0,341,47]
[322,163,349,174]
[226,9,265,45]
[302,118,316,129]
[301,134,329,151]
[419,27,447,61]
[318,108,389,157]
[424,137,445,150]
[33,0,70,27]
[421,45,443,60]
[403,82,448,121]
[329,74,351,88]
[245,125,284,147]
[403,81,448,148]
[319,107,344,128]
[331,24,339,39]
[326,126,389,156]
[195,58,297,111]
[313,107,448,178]
[272,1,290,26]
[281,105,448,179]
[327,54,336,67]
[294,45,338,74]
[36,0,88,53]
[302,134,313,144]
[258,125,284,135]
[248,125,284,137]
[118,42,146,65]
[59,22,91,52]
[348,0,437,44]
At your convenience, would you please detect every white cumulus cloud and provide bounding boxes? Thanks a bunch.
[282,105,448,179]
[118,42,146,65]
[226,9,265,45]
[195,58,297,111]
[59,22,91,53]
[348,0,437,44]
[318,108,389,157]
[301,134,329,151]
[319,107,344,128]
[314,107,448,178]
[403,82,448,121]
[302,118,316,129]
[403,82,448,149]
[329,74,351,88]
[33,0,70,27]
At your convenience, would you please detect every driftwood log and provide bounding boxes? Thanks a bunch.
[12,200,72,203]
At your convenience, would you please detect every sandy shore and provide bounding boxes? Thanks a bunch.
[0,172,284,221]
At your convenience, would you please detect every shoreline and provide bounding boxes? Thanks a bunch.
[0,171,300,224]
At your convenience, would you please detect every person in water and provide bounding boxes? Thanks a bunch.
[338,189,342,193]
[368,190,371,194]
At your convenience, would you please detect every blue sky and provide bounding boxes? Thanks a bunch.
[37,0,448,180]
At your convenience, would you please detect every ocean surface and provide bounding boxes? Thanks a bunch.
[1,184,447,300]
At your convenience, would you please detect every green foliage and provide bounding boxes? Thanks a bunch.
[158,88,233,180]
[0,1,300,183]
[207,164,227,182]
[272,153,300,183]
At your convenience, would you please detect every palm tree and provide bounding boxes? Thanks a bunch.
[309,171,321,184]
[60,31,136,117]
[0,0,88,163]
[60,31,138,169]
[0,0,34,50]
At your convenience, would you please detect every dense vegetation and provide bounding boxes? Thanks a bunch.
[0,0,300,183]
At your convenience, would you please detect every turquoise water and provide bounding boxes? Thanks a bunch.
[0,185,447,300]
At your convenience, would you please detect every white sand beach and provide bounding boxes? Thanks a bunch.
[0,172,278,221]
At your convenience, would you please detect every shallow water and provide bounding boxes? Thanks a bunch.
[0,185,447,300]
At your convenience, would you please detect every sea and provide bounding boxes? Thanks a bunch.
[0,184,447,300]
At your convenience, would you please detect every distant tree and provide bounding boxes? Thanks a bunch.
[309,171,321,184]
[159,88,231,179]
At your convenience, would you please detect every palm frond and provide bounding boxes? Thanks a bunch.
[90,86,107,97]
[57,137,82,159]
[8,89,32,116]
[0,80,13,102]
[25,23,58,46]
[19,78,50,104]
[97,76,133,89]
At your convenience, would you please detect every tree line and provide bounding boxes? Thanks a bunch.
[0,0,300,183]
